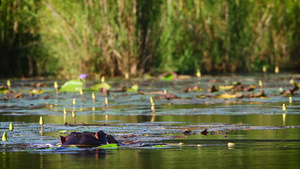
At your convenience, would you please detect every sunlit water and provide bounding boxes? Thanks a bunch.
[0,73,300,168]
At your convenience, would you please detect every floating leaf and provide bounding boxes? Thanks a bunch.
[0,87,9,94]
[68,145,78,149]
[97,143,119,149]
[59,80,83,92]
[153,145,165,148]
[217,93,237,99]
[218,85,234,90]
[159,74,174,81]
[127,84,139,92]
[29,89,43,94]
[90,82,111,90]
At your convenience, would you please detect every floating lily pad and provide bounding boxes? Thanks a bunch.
[29,89,43,94]
[59,80,83,92]
[90,82,111,90]
[218,85,234,90]
[127,84,139,92]
[97,143,119,149]
[160,74,174,81]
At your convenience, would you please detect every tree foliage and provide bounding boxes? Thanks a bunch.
[0,0,299,78]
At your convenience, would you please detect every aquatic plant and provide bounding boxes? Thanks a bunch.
[2,131,7,141]
[105,97,109,108]
[282,104,287,111]
[39,116,44,134]
[54,81,59,94]
[9,122,13,131]
[92,92,96,103]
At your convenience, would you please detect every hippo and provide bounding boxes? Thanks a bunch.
[60,130,121,147]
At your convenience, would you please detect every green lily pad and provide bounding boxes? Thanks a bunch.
[29,89,43,94]
[159,74,174,81]
[218,85,234,90]
[96,143,119,149]
[127,84,139,92]
[90,82,111,90]
[0,87,9,94]
[59,80,83,92]
[68,145,78,149]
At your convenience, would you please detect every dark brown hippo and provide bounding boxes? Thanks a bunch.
[60,130,120,147]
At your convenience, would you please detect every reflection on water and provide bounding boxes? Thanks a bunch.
[1,142,300,169]
[1,113,299,127]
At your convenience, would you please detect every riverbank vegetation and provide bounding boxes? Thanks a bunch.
[1,0,299,78]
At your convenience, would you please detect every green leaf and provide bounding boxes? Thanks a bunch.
[153,145,165,148]
[96,143,119,149]
[0,88,9,94]
[59,80,83,92]
[68,145,78,149]
[90,82,111,90]
[126,84,139,92]
[159,74,174,81]
[29,89,43,94]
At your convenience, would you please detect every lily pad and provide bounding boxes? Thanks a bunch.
[90,82,111,90]
[29,89,43,94]
[0,86,9,94]
[217,93,237,99]
[160,74,175,81]
[218,85,234,90]
[59,80,83,92]
[127,84,139,92]
[97,143,119,149]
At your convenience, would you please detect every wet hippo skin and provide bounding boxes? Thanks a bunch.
[60,130,120,147]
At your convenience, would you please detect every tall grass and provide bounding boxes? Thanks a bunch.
[1,0,299,78]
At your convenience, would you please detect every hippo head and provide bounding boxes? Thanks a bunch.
[60,130,111,147]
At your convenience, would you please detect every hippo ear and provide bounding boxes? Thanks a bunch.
[97,130,106,136]
[94,132,99,139]
[97,131,108,144]
[60,136,66,144]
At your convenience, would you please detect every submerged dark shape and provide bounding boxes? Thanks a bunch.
[181,85,202,92]
[196,94,215,98]
[182,129,195,135]
[155,93,180,100]
[209,85,218,92]
[201,129,208,135]
[245,90,266,98]
[233,83,256,92]
[100,88,109,95]
[60,130,121,147]
[280,84,298,96]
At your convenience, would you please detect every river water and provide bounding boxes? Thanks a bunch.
[0,73,300,168]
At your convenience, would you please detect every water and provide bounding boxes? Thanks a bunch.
[1,141,299,169]
[0,73,300,168]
